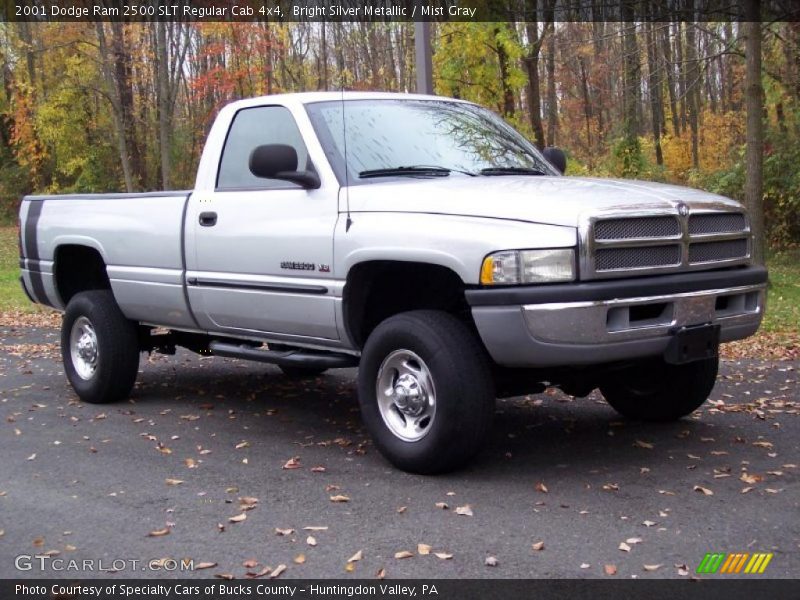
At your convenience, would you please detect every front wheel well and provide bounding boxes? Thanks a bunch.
[343,261,473,348]
[54,245,111,306]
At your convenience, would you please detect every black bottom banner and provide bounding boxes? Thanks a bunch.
[3,579,800,600]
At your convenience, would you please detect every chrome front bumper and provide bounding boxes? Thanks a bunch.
[468,271,766,368]
[521,285,763,346]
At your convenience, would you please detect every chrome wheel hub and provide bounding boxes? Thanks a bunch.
[376,350,436,442]
[70,316,98,380]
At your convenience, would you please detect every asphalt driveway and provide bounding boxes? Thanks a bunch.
[0,322,797,579]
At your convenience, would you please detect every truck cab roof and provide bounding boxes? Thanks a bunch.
[223,91,471,111]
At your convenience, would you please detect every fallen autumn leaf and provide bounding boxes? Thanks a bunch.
[283,457,301,469]
[147,528,170,537]
[348,550,363,563]
[269,564,287,579]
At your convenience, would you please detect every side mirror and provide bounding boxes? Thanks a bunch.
[249,144,320,189]
[543,147,567,174]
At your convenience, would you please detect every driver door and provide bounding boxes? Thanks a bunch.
[185,104,339,341]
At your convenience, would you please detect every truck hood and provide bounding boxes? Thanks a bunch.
[346,176,744,227]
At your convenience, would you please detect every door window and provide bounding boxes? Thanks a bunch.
[217,106,309,190]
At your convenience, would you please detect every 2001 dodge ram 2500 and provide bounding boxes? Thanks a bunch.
[19,92,767,473]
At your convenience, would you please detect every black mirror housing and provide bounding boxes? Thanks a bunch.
[250,144,297,177]
[543,147,567,174]
[249,144,320,189]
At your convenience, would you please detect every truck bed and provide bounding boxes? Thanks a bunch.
[19,191,195,329]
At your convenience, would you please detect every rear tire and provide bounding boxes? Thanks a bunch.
[279,366,328,378]
[599,356,719,421]
[358,310,494,474]
[61,291,140,404]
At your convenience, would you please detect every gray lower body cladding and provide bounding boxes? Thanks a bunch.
[468,266,767,368]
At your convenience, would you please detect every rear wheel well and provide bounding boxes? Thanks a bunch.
[54,245,111,306]
[343,261,473,348]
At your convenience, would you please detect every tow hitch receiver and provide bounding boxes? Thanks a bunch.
[664,323,721,365]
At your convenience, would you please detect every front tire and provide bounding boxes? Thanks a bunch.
[358,310,494,474]
[599,356,719,421]
[61,291,140,404]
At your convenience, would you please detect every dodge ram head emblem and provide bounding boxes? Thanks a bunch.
[677,203,689,217]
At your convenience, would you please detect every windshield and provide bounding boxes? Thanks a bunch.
[305,99,558,183]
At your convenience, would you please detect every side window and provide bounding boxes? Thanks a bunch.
[216,106,309,190]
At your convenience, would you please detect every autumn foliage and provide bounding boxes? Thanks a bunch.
[0,21,797,245]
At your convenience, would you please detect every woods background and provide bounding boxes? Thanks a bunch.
[0,15,798,249]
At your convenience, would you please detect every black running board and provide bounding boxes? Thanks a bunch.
[209,341,358,369]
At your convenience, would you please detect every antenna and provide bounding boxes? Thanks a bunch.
[341,85,353,232]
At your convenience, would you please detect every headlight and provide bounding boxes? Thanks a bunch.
[480,249,575,285]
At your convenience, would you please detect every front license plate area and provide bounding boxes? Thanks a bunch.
[664,323,720,365]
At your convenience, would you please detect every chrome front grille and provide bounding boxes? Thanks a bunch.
[688,213,746,235]
[594,216,681,240]
[689,238,749,263]
[596,245,682,271]
[583,208,750,279]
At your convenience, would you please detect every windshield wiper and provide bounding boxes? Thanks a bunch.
[480,166,547,176]
[358,165,476,178]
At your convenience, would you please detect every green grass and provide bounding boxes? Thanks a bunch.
[763,249,800,334]
[1,226,798,335]
[0,226,33,311]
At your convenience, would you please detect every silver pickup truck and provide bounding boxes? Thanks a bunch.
[19,92,766,473]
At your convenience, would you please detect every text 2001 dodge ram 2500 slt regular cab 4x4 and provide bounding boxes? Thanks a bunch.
[19,92,767,473]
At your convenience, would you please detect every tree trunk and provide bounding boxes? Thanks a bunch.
[676,22,688,133]
[524,19,545,148]
[111,23,144,189]
[660,23,681,136]
[591,18,609,139]
[496,26,516,117]
[320,23,329,90]
[18,21,37,88]
[723,22,735,110]
[621,17,639,145]
[703,30,718,113]
[333,24,345,85]
[155,21,171,189]
[685,10,700,170]
[776,102,787,134]
[579,57,593,151]
[646,19,664,165]
[744,6,765,264]
[545,24,557,146]
[95,23,134,192]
